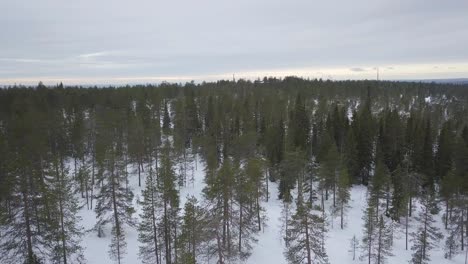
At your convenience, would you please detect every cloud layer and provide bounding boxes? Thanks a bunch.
[1,0,468,84]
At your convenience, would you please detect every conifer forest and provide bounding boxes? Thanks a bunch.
[1,78,468,264]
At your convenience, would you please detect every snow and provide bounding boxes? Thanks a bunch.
[77,157,207,264]
[324,186,467,264]
[77,159,468,264]
[326,185,367,263]
[425,96,432,104]
[247,181,286,264]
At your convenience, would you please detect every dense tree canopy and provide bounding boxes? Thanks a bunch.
[0,78,468,263]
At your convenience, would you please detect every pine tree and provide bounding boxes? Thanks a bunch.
[244,158,267,231]
[441,165,458,229]
[127,112,146,187]
[94,137,136,263]
[443,178,467,259]
[0,161,53,263]
[336,165,350,229]
[138,162,162,264]
[279,150,307,201]
[266,118,285,167]
[236,158,263,260]
[304,156,319,207]
[177,196,207,264]
[410,194,443,264]
[109,225,127,264]
[157,142,180,264]
[50,157,86,264]
[361,204,377,264]
[420,119,434,189]
[162,100,171,135]
[350,235,360,261]
[375,215,393,264]
[289,93,310,152]
[318,142,339,205]
[435,121,454,181]
[361,189,394,264]
[390,165,407,221]
[0,105,55,263]
[445,225,459,260]
[203,158,237,263]
[355,98,374,185]
[284,196,329,264]
[370,159,391,219]
[344,129,359,183]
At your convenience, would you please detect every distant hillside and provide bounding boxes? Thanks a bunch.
[411,78,468,84]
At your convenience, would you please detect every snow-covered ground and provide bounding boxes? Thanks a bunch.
[247,181,286,264]
[78,159,467,264]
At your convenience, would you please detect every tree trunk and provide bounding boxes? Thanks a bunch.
[340,203,344,229]
[164,198,170,264]
[216,224,224,264]
[377,220,382,264]
[409,195,412,217]
[309,171,313,206]
[256,194,261,231]
[239,201,243,254]
[462,208,465,251]
[138,160,141,187]
[385,185,390,215]
[59,192,68,264]
[464,243,468,264]
[91,152,95,209]
[111,163,122,264]
[150,168,160,264]
[305,215,312,264]
[124,153,129,193]
[406,199,409,250]
[284,203,289,246]
[422,207,428,260]
[174,218,178,264]
[265,169,269,202]
[368,214,372,264]
[191,215,196,261]
[333,180,336,207]
[445,199,449,229]
[465,207,468,241]
[22,184,34,263]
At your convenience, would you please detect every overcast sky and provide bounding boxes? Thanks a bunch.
[1,0,468,85]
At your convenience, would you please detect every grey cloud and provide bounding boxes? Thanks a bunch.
[1,0,468,82]
[350,68,367,72]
